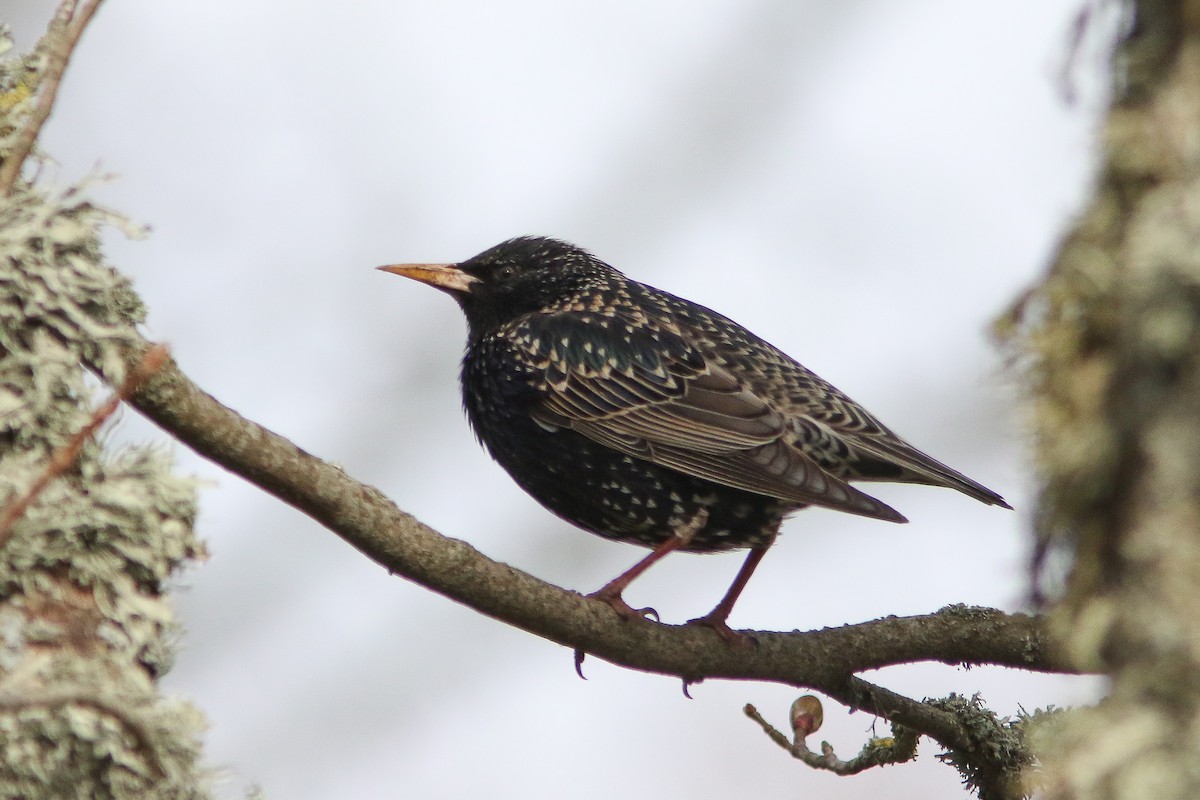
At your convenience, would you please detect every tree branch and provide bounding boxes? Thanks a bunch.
[83,334,1082,743]
[0,0,105,196]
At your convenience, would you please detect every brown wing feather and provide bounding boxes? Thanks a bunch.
[655,295,1010,509]
[524,316,906,521]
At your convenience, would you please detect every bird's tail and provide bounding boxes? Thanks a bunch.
[849,439,1012,509]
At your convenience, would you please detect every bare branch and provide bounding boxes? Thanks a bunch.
[79,332,1083,776]
[94,336,1076,672]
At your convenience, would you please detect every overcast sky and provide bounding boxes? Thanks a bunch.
[14,2,1109,797]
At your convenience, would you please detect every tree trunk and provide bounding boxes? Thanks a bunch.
[1013,2,1200,796]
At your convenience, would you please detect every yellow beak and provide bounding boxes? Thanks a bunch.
[376,263,479,294]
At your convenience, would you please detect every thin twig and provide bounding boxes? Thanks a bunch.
[744,700,919,776]
[0,344,169,546]
[0,0,107,196]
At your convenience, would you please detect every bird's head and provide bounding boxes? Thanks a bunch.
[378,236,622,340]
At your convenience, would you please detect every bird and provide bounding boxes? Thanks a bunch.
[379,236,1010,644]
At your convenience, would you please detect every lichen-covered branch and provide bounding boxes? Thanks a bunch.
[0,343,167,546]
[0,164,209,797]
[0,8,209,797]
[0,0,105,196]
[1000,0,1200,797]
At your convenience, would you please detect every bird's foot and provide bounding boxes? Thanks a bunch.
[685,611,756,649]
[587,587,659,622]
[576,588,660,678]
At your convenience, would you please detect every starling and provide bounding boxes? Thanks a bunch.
[379,236,1010,643]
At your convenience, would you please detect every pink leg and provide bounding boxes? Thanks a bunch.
[687,537,775,646]
[589,535,687,620]
[589,509,709,621]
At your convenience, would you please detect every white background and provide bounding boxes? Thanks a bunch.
[12,2,1108,798]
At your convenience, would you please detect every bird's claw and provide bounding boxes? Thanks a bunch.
[631,605,660,622]
[587,590,659,622]
[685,613,757,649]
[574,648,587,679]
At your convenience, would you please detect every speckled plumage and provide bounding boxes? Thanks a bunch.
[380,236,1010,637]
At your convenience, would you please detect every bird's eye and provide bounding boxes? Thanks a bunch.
[496,265,517,281]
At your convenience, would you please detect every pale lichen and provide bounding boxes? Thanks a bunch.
[0,21,210,799]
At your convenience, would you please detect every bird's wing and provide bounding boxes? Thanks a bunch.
[761,364,1011,508]
[514,313,905,522]
[657,296,1010,509]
